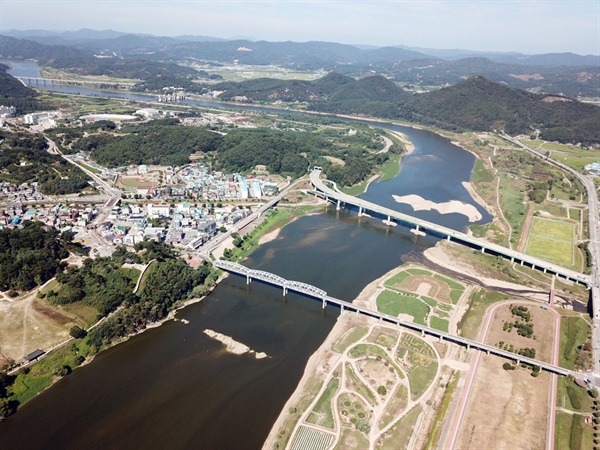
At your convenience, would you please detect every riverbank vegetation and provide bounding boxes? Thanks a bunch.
[0,240,219,419]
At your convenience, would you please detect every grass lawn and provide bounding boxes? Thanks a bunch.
[379,153,402,182]
[375,405,422,450]
[306,377,339,429]
[529,217,574,241]
[78,162,100,174]
[384,271,410,288]
[560,316,592,370]
[458,289,508,340]
[348,344,404,376]
[430,316,449,332]
[556,376,594,413]
[333,326,369,353]
[407,359,438,400]
[334,429,369,450]
[526,235,573,265]
[471,158,495,183]
[376,291,429,325]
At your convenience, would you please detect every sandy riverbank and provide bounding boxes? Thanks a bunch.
[392,194,483,222]
[204,329,269,359]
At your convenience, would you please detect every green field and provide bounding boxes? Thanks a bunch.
[430,316,449,332]
[560,316,592,370]
[376,291,429,325]
[375,405,422,450]
[306,377,339,429]
[525,217,574,266]
[333,326,369,353]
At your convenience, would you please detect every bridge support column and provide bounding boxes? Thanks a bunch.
[340,305,344,315]
[487,350,490,355]
[543,268,547,273]
[322,299,326,309]
[283,287,287,296]
[246,275,251,285]
[337,199,341,211]
[447,236,450,241]
[421,330,424,337]
[467,343,470,349]
[481,247,485,254]
[510,257,514,263]
[439,336,443,342]
[359,206,363,215]
[520,260,524,266]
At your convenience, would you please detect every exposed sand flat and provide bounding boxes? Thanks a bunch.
[392,194,482,222]
[203,329,269,359]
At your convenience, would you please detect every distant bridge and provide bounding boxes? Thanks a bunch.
[214,260,573,377]
[310,170,590,287]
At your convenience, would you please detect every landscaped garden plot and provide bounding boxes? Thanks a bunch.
[525,217,575,266]
[396,334,438,400]
[377,385,408,430]
[345,363,377,407]
[289,426,334,450]
[365,327,399,349]
[348,344,404,376]
[338,393,371,431]
[306,377,339,429]
[356,357,398,398]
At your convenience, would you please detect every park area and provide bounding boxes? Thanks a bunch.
[524,217,576,267]
[286,323,442,450]
[376,266,465,332]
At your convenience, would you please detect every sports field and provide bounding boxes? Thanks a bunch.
[524,217,575,266]
[117,176,155,189]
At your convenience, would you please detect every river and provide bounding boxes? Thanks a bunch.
[0,60,490,449]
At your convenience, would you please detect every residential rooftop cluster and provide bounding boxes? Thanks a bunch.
[1,203,97,229]
[0,182,45,203]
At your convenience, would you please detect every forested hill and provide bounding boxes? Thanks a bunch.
[215,73,598,145]
[215,72,406,104]
[393,76,600,145]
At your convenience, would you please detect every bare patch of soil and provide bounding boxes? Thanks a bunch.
[457,356,550,450]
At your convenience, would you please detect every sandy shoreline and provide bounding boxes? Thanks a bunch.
[392,193,483,222]
[204,329,268,359]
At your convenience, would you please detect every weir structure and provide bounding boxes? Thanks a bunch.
[309,169,590,287]
[214,260,573,377]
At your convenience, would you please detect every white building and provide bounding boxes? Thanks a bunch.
[147,204,170,218]
[136,108,160,119]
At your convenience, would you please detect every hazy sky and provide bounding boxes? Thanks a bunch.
[2,0,599,55]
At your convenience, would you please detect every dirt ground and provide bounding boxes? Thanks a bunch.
[0,292,79,365]
[456,356,550,450]
[485,304,555,363]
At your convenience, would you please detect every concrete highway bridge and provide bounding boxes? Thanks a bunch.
[16,76,136,87]
[309,170,591,287]
[214,260,573,377]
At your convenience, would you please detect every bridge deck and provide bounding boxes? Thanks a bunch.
[215,260,573,377]
[310,170,589,286]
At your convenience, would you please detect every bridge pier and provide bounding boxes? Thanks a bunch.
[340,304,344,315]
[447,236,451,241]
[283,286,288,296]
[520,260,524,266]
[246,275,251,285]
[421,330,425,337]
[337,199,341,211]
[322,299,327,309]
[481,247,485,254]
[359,206,363,215]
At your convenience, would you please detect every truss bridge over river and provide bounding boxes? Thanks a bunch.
[214,260,575,377]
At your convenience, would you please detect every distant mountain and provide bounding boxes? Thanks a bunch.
[173,35,226,43]
[4,28,128,41]
[204,70,600,144]
[490,52,600,67]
